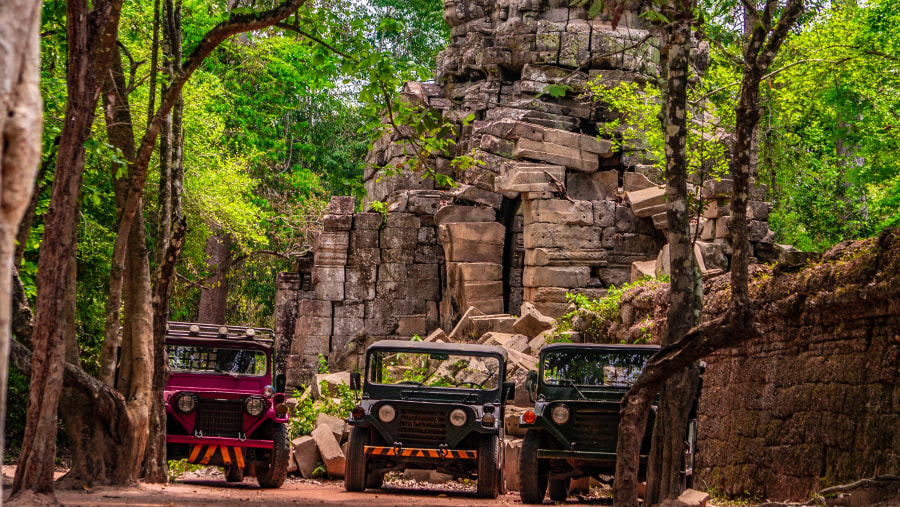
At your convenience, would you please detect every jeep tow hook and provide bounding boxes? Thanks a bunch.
[193,429,203,438]
[239,432,247,442]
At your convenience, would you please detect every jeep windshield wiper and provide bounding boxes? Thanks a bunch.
[559,378,588,400]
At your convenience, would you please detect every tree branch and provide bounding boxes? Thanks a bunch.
[274,22,355,61]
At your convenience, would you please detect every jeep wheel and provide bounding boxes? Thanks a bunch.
[476,434,501,499]
[256,423,289,488]
[345,426,369,492]
[548,478,568,501]
[224,464,244,483]
[519,430,548,504]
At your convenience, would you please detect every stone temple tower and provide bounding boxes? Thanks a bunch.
[274,0,776,389]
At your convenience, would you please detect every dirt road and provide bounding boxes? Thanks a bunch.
[50,479,523,507]
[2,469,529,507]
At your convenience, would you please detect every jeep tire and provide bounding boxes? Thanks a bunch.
[476,434,501,499]
[345,426,369,492]
[224,464,244,483]
[256,423,289,488]
[519,430,549,504]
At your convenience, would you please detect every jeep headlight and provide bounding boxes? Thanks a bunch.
[377,404,396,423]
[449,408,468,427]
[551,404,570,425]
[175,393,197,414]
[245,395,268,417]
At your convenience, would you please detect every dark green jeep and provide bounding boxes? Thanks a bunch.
[344,340,515,498]
[518,343,697,503]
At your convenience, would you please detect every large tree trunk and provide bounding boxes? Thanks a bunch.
[198,228,232,324]
[645,14,704,501]
[11,0,124,499]
[613,13,699,506]
[0,0,43,501]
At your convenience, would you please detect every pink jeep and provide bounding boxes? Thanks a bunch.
[164,322,290,487]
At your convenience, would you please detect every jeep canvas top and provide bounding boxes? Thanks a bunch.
[344,340,514,498]
[518,342,697,503]
[164,322,290,488]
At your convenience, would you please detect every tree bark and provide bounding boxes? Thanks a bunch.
[144,219,187,482]
[615,12,703,505]
[198,228,232,324]
[0,0,43,501]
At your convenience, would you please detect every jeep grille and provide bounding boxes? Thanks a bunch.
[196,398,243,437]
[573,410,619,449]
[398,407,446,447]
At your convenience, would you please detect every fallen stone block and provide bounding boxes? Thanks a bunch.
[468,314,518,336]
[424,328,449,343]
[626,186,666,218]
[567,170,618,201]
[623,171,656,191]
[314,412,348,443]
[448,306,484,341]
[631,260,656,281]
[659,488,710,507]
[478,332,530,354]
[513,310,554,338]
[311,425,345,478]
[292,435,321,479]
[528,331,550,355]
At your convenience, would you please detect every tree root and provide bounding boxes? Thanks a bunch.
[755,475,900,507]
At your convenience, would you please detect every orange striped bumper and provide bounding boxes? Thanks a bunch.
[187,444,246,468]
[364,446,477,459]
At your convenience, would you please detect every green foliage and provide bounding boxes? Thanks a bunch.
[700,0,900,250]
[551,277,667,343]
[585,74,730,188]
[317,353,329,374]
[288,382,356,439]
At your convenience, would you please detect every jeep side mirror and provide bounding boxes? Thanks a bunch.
[502,381,515,403]
[525,370,538,403]
[350,372,361,391]
[275,373,286,394]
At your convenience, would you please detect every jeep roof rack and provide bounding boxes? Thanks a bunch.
[165,321,274,345]
[366,339,508,360]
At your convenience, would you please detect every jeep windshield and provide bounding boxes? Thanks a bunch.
[368,350,501,390]
[167,344,268,376]
[542,349,655,388]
